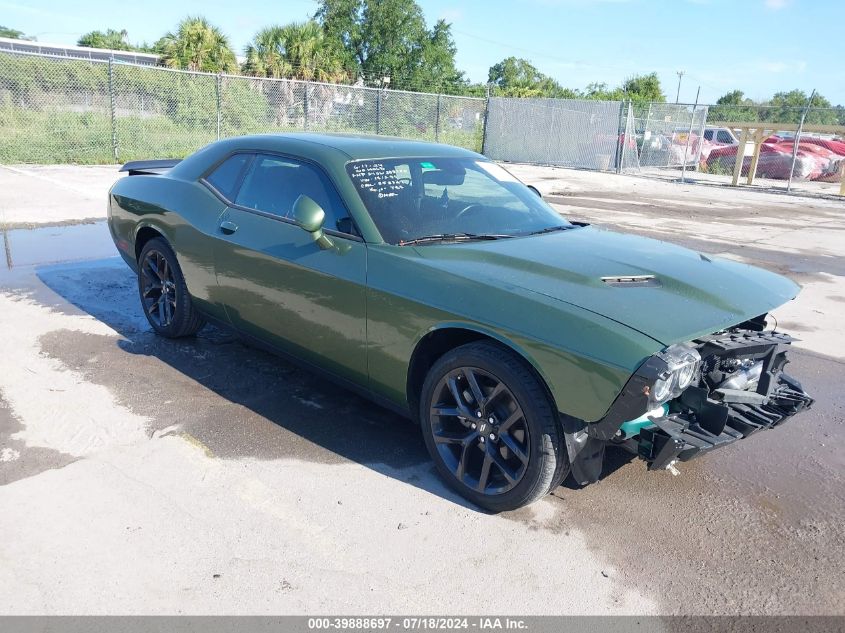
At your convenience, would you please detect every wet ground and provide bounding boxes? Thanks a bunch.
[0,164,843,615]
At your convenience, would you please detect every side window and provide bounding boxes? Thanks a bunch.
[234,154,351,232]
[717,131,733,143]
[703,130,714,141]
[205,154,251,200]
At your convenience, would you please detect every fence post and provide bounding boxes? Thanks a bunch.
[215,73,222,140]
[107,57,118,163]
[481,84,491,155]
[435,94,441,142]
[787,88,815,192]
[615,100,627,174]
[680,86,700,183]
[375,88,381,135]
[303,83,309,131]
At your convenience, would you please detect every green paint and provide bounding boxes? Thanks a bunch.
[109,132,800,423]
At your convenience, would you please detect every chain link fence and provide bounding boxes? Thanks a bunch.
[635,103,708,169]
[483,97,628,170]
[0,50,485,164]
[1,49,843,196]
[698,104,845,194]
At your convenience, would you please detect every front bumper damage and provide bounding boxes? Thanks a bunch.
[637,330,813,470]
[563,327,814,485]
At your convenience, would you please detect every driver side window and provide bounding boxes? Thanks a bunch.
[234,154,352,233]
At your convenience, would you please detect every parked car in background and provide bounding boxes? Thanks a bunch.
[108,133,814,511]
[703,127,740,145]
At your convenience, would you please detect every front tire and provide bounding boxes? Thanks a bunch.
[137,237,205,338]
[420,341,569,512]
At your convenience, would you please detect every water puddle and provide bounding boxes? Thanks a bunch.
[0,221,116,273]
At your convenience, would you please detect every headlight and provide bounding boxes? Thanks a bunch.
[676,360,697,390]
[648,344,701,407]
[652,374,673,402]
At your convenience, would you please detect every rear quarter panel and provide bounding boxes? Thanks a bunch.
[108,174,227,320]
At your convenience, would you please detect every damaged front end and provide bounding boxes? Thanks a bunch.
[563,317,814,485]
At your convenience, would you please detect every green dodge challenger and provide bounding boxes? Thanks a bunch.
[108,133,813,511]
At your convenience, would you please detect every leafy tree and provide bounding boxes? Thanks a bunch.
[584,82,623,101]
[155,16,237,73]
[620,73,665,103]
[0,25,34,40]
[487,57,577,98]
[243,21,349,82]
[315,0,463,92]
[764,89,837,125]
[77,29,137,51]
[408,19,466,94]
[709,89,759,122]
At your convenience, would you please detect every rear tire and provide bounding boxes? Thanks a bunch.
[137,237,205,338]
[419,341,569,512]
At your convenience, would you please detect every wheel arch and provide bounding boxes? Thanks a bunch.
[406,323,558,424]
[134,223,168,262]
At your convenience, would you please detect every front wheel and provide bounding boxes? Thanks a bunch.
[137,237,205,338]
[419,341,569,512]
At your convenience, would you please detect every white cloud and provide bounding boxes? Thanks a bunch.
[758,60,807,73]
[765,0,789,9]
[439,8,464,23]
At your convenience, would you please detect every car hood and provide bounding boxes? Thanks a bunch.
[413,226,799,346]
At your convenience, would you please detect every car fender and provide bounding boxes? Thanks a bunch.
[411,320,558,404]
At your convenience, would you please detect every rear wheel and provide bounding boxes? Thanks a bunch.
[420,341,569,512]
[137,237,205,338]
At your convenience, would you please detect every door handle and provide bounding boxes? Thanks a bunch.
[219,220,238,235]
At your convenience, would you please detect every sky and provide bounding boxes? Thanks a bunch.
[2,0,843,105]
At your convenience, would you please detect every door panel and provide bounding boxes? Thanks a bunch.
[213,207,368,386]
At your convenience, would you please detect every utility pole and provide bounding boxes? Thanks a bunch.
[675,71,685,104]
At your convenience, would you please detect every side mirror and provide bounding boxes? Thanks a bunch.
[293,195,333,250]
[526,185,542,198]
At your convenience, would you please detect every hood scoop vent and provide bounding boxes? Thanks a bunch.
[601,274,662,288]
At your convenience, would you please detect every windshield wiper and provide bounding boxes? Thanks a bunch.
[527,225,575,236]
[399,232,515,246]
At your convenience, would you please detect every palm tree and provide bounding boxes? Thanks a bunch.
[156,16,237,73]
[242,26,293,79]
[242,21,349,83]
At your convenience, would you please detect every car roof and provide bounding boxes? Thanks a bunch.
[212,132,483,161]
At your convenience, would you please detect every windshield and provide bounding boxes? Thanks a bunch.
[345,157,571,245]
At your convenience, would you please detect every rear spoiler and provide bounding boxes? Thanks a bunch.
[119,159,181,176]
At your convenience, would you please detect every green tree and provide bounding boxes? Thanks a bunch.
[0,25,35,40]
[155,16,237,73]
[408,19,466,94]
[584,82,623,101]
[487,57,577,98]
[620,73,665,103]
[77,29,138,51]
[243,26,292,78]
[709,89,759,122]
[315,0,463,92]
[764,89,837,125]
[243,21,349,82]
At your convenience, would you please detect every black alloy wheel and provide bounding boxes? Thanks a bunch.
[430,366,530,495]
[140,248,177,329]
[137,237,205,338]
[420,341,569,512]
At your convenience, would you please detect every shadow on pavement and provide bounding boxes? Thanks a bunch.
[36,258,478,511]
